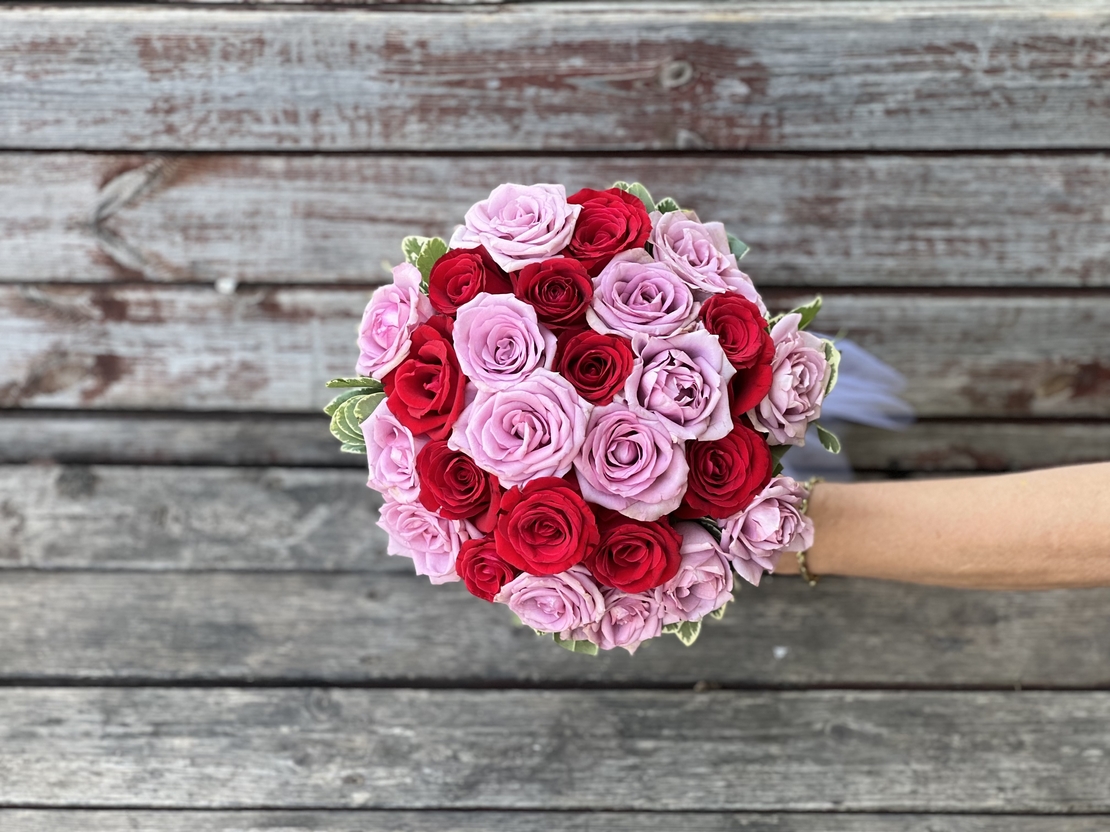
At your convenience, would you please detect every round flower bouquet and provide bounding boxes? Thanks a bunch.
[325,182,841,655]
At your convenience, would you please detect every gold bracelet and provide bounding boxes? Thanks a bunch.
[796,476,825,587]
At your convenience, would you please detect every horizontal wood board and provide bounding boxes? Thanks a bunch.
[3,3,1110,151]
[5,152,1110,287]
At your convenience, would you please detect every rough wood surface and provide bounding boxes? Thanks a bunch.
[6,152,1110,287]
[4,811,1109,832]
[1,688,1109,810]
[3,4,1110,151]
[3,286,1109,417]
[3,569,1110,686]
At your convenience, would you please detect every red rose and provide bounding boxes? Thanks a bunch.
[700,293,771,370]
[456,536,518,602]
[729,333,775,418]
[586,513,682,593]
[676,422,773,519]
[416,440,502,533]
[555,328,635,405]
[495,477,599,576]
[383,316,468,441]
[564,188,652,275]
[427,246,512,316]
[511,257,593,331]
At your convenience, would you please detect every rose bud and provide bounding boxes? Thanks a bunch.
[456,536,519,602]
[564,187,652,276]
[512,257,594,331]
[585,513,682,593]
[555,328,634,406]
[383,315,468,441]
[699,293,771,370]
[416,440,502,533]
[427,246,512,316]
[495,477,600,576]
[675,422,773,520]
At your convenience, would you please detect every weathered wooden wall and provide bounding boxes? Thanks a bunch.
[1,1,1108,829]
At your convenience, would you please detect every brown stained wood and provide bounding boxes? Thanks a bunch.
[5,153,1110,287]
[3,569,1110,686]
[3,813,1109,832]
[3,4,1110,151]
[2,285,1109,417]
[1,687,1110,810]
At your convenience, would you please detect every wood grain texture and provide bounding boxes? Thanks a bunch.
[3,285,1109,417]
[3,569,1110,686]
[3,3,1110,151]
[6,152,1110,287]
[1,688,1109,810]
[4,812,1110,832]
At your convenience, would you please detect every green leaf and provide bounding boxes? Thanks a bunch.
[673,619,702,647]
[816,423,842,454]
[415,237,448,286]
[326,376,383,390]
[340,440,367,455]
[654,196,681,214]
[612,181,656,213]
[790,295,823,330]
[661,622,682,635]
[323,387,365,417]
[823,340,841,396]
[710,602,729,621]
[727,233,750,261]
[401,235,430,266]
[553,633,599,656]
[693,517,723,545]
[329,391,384,448]
[772,462,784,477]
[771,444,791,463]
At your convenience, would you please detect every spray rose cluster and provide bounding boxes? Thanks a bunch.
[328,182,840,655]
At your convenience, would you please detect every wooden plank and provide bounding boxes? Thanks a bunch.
[3,570,1110,686]
[6,152,1110,287]
[1,688,1108,810]
[3,285,1109,417]
[3,811,1109,832]
[3,4,1110,152]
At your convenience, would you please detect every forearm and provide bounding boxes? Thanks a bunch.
[775,462,1110,589]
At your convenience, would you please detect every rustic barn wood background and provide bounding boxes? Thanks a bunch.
[2,1,1109,829]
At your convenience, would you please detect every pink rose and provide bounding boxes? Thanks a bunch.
[582,588,664,655]
[748,313,831,446]
[453,293,557,390]
[586,249,698,338]
[573,402,688,521]
[450,183,581,272]
[356,263,434,380]
[494,564,606,638]
[625,330,736,442]
[649,210,763,308]
[720,475,815,586]
[361,398,427,503]
[448,370,589,487]
[377,498,477,585]
[661,523,734,623]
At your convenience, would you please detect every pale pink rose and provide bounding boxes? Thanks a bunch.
[625,330,736,442]
[660,523,735,623]
[748,314,831,446]
[587,249,698,338]
[356,263,433,380]
[361,398,427,503]
[450,183,581,272]
[453,292,557,390]
[377,498,477,585]
[720,475,815,586]
[582,588,665,655]
[494,565,606,638]
[573,402,688,521]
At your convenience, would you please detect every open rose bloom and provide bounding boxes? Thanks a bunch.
[327,182,840,655]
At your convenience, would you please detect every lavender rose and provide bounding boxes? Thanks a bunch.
[453,292,557,390]
[720,475,815,586]
[625,330,736,442]
[586,249,698,338]
[356,263,434,380]
[494,564,606,638]
[448,369,589,487]
[377,498,478,585]
[582,587,665,654]
[748,313,831,446]
[450,183,582,272]
[661,523,734,623]
[573,402,688,521]
[649,210,764,308]
[361,398,427,503]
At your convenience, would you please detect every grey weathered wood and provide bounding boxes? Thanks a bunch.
[3,4,1110,151]
[1,688,1109,810]
[0,465,389,571]
[3,285,1109,416]
[3,811,1109,832]
[3,570,1110,686]
[6,152,1110,287]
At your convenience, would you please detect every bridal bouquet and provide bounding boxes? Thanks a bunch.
[326,182,840,654]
